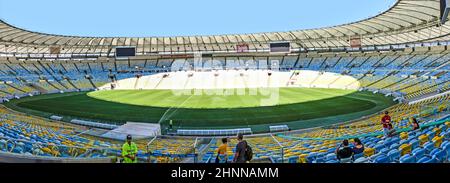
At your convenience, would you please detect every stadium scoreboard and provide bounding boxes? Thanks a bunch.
[115,47,136,58]
[269,42,290,53]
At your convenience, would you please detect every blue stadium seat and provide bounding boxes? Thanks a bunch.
[412,148,426,160]
[306,152,318,163]
[354,157,369,163]
[442,142,450,157]
[423,142,435,153]
[325,159,339,163]
[374,154,389,163]
[353,152,364,160]
[373,144,385,152]
[431,150,447,163]
[427,131,436,141]
[417,157,436,163]
[387,149,401,162]
[409,139,420,149]
[314,157,326,163]
[379,147,390,155]
[399,154,415,163]
[288,156,299,163]
[389,143,400,151]
[430,148,440,156]
[325,153,337,161]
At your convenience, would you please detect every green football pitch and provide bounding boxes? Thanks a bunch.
[5,88,396,133]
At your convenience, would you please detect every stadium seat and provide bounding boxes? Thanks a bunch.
[364,147,375,157]
[288,156,299,163]
[325,159,339,163]
[419,134,429,146]
[427,131,436,141]
[374,155,390,163]
[417,157,436,163]
[353,152,364,160]
[379,147,390,155]
[433,128,442,136]
[354,157,369,163]
[399,144,412,156]
[423,142,436,154]
[400,132,408,140]
[442,142,450,157]
[298,154,308,163]
[412,148,426,160]
[431,150,447,163]
[400,154,416,163]
[325,153,337,161]
[432,136,444,148]
[390,143,400,151]
[373,144,385,152]
[409,139,420,150]
[387,149,401,162]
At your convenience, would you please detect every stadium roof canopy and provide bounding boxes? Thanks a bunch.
[0,0,449,56]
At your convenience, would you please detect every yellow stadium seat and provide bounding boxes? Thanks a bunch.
[298,154,308,163]
[432,136,444,148]
[399,144,411,156]
[418,134,429,146]
[433,128,441,135]
[399,132,408,140]
[364,148,375,157]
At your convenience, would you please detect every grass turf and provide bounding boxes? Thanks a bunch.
[4,88,396,133]
[87,88,356,109]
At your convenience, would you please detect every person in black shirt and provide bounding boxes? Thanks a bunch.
[335,139,354,162]
[233,133,247,163]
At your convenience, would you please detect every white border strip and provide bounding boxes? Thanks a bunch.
[408,90,450,105]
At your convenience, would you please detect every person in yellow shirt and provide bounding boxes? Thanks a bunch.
[215,138,228,163]
[122,134,138,163]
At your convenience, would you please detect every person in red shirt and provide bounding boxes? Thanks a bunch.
[381,111,391,138]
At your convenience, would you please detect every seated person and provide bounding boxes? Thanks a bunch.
[387,124,397,137]
[335,139,354,162]
[352,138,365,155]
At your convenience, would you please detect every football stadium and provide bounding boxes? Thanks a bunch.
[0,0,450,167]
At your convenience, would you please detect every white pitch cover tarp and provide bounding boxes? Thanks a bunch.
[101,122,161,140]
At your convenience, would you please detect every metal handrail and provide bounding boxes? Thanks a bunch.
[271,133,285,163]
[145,136,158,162]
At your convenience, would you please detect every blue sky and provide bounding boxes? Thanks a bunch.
[0,0,396,37]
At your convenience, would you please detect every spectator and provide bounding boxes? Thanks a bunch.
[381,111,392,138]
[387,123,397,137]
[233,134,248,163]
[335,139,353,163]
[121,134,138,163]
[352,138,365,155]
[411,117,420,131]
[215,138,228,163]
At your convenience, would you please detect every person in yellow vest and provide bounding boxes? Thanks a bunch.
[122,134,138,163]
